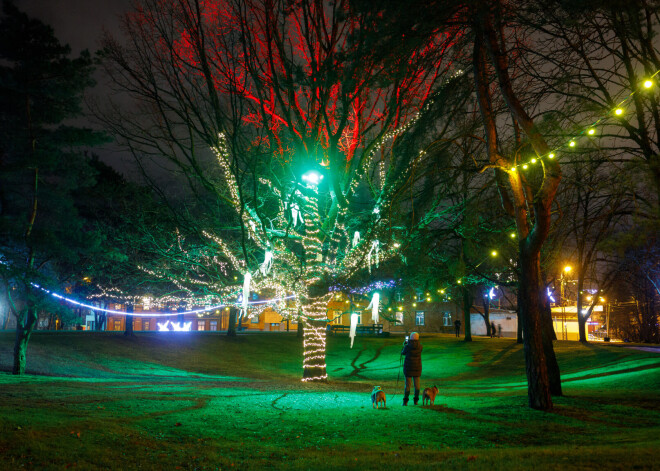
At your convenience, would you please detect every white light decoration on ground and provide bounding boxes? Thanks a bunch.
[171,321,192,331]
[157,321,171,331]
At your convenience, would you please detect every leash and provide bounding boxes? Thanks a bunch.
[392,354,403,397]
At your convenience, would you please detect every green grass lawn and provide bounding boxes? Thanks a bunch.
[0,331,658,470]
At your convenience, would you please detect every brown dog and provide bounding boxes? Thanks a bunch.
[371,386,386,409]
[422,385,439,406]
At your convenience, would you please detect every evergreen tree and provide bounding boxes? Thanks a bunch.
[0,1,106,373]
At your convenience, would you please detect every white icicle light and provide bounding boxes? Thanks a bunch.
[367,240,380,274]
[291,203,302,226]
[260,250,273,276]
[242,272,252,317]
[366,292,380,324]
[352,231,360,247]
[350,313,359,348]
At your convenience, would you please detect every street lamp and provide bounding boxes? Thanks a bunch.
[560,265,573,340]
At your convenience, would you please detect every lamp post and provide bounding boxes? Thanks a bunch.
[604,298,610,341]
[560,265,572,341]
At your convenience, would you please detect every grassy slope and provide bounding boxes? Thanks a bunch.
[0,331,658,470]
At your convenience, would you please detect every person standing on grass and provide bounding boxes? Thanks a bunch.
[491,321,496,338]
[454,319,461,338]
[401,332,423,406]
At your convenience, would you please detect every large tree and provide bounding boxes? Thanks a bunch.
[0,2,105,373]
[470,2,563,410]
[99,0,461,380]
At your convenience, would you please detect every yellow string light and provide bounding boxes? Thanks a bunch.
[506,71,659,173]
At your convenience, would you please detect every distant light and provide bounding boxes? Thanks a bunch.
[511,167,517,172]
[491,250,498,257]
[426,297,431,302]
[548,153,555,159]
[547,287,556,303]
[510,232,516,238]
[522,164,529,170]
[413,303,417,307]
[564,266,572,273]
[587,129,595,135]
[614,108,623,116]
[457,280,462,284]
[569,141,576,147]
[643,79,653,89]
[394,242,401,248]
[531,158,537,164]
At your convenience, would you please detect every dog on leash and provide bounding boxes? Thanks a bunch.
[422,385,439,406]
[371,386,386,409]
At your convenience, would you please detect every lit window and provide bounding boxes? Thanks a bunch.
[144,321,150,331]
[209,321,217,331]
[395,291,403,302]
[395,312,403,325]
[198,321,205,331]
[251,315,259,324]
[415,291,424,302]
[415,311,425,326]
[442,312,452,327]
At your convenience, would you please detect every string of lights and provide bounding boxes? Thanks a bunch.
[507,72,660,173]
[34,283,296,317]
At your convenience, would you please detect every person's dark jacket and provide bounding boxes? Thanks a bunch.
[401,339,423,377]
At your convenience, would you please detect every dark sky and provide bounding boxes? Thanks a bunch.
[18,0,138,176]
[20,0,133,54]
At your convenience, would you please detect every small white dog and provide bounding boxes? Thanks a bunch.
[371,386,386,409]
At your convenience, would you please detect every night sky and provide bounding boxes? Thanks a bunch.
[18,0,138,175]
[20,0,132,54]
